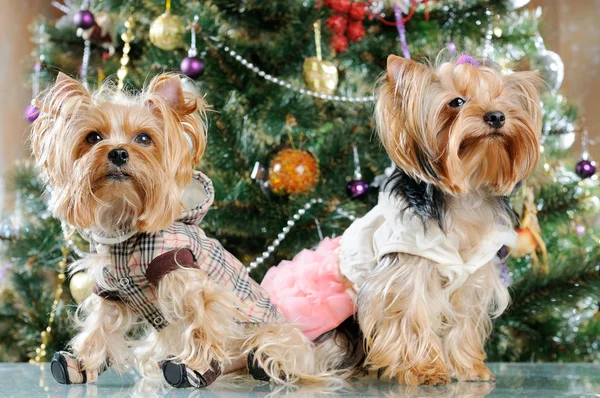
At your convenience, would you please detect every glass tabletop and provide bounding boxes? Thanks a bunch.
[1,362,598,397]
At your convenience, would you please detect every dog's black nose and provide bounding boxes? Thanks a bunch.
[108,148,129,167]
[484,111,506,129]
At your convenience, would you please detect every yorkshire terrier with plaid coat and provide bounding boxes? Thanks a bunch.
[31,73,331,388]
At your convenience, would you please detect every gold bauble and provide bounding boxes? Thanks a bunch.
[149,11,185,51]
[302,57,338,96]
[69,272,94,304]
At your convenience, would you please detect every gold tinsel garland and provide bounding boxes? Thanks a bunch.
[117,17,135,90]
[29,246,69,364]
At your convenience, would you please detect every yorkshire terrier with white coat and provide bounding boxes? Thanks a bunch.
[261,54,543,385]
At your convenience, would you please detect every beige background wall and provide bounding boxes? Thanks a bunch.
[0,1,599,209]
[531,0,600,159]
[0,2,56,209]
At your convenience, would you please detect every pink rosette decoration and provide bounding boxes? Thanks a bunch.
[261,237,355,340]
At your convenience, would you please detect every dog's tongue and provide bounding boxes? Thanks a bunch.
[456,55,479,68]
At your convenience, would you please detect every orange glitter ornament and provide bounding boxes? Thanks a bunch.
[268,149,319,195]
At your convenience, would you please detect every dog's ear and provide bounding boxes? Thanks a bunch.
[147,73,208,166]
[148,73,198,116]
[54,72,88,96]
[56,71,73,83]
[386,54,406,83]
[378,56,441,185]
[37,72,90,116]
[384,55,438,140]
[150,75,184,108]
[30,73,91,181]
[386,55,436,94]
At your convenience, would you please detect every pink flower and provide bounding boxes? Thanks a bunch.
[261,237,355,340]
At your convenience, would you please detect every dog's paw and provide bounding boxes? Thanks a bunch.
[161,358,222,388]
[51,351,95,384]
[247,350,271,382]
[412,371,452,386]
[398,363,452,386]
[453,362,495,382]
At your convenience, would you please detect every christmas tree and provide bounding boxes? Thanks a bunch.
[1,0,599,364]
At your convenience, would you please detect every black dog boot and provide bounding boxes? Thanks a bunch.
[161,358,221,388]
[247,350,271,382]
[51,351,87,384]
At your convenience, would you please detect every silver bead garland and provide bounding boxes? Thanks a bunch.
[246,198,324,271]
[245,199,361,271]
[50,1,70,14]
[31,22,49,103]
[187,15,199,58]
[207,37,376,104]
[80,39,91,90]
[52,1,92,89]
[336,207,358,222]
[61,222,90,259]
[66,238,90,259]
[352,143,363,180]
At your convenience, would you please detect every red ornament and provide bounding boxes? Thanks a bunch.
[329,0,352,13]
[268,149,320,195]
[331,34,349,53]
[327,15,348,35]
[348,2,368,21]
[346,21,365,42]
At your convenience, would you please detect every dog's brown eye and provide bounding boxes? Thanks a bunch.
[134,132,152,146]
[85,132,103,145]
[448,98,466,108]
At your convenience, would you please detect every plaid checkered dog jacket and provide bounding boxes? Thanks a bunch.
[91,170,284,330]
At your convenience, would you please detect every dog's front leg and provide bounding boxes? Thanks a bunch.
[153,267,245,388]
[444,262,510,381]
[51,294,135,384]
[358,255,450,386]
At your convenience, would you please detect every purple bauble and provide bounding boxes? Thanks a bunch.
[181,57,205,79]
[575,159,597,179]
[576,225,586,237]
[24,104,40,123]
[73,10,95,30]
[33,62,43,72]
[346,179,368,199]
[447,41,457,55]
